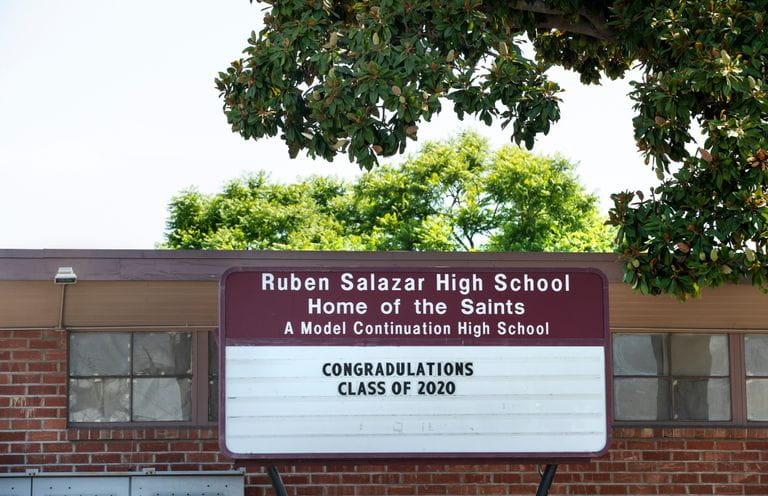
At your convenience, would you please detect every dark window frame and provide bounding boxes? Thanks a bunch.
[67,329,216,428]
[612,331,768,427]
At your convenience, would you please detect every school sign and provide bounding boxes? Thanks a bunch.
[219,266,610,460]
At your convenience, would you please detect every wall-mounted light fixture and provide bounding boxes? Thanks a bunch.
[54,267,77,330]
[54,267,77,285]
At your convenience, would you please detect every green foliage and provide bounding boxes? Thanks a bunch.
[217,0,768,298]
[165,172,364,250]
[164,133,612,252]
[606,2,768,299]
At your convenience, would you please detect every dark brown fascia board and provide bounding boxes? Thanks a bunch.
[0,249,624,282]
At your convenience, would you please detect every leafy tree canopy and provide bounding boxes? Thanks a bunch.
[216,1,768,299]
[164,132,612,252]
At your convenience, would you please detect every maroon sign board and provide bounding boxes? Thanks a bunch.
[219,267,610,460]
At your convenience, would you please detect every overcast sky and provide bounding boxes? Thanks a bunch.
[0,1,658,249]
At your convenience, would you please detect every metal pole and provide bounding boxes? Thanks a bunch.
[535,464,558,496]
[267,466,288,496]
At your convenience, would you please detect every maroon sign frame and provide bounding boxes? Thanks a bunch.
[219,266,611,461]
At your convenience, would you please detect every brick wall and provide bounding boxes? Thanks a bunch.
[2,329,767,495]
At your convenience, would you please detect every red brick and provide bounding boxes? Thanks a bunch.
[656,485,687,495]
[714,441,744,450]
[476,485,506,495]
[29,362,60,372]
[42,419,66,429]
[42,374,66,384]
[371,474,400,485]
[671,450,701,461]
[0,431,25,442]
[643,474,669,483]
[623,485,658,495]
[42,396,67,407]
[595,485,628,494]
[627,462,658,473]
[12,330,41,339]
[296,486,327,496]
[687,440,716,450]
[42,442,73,453]
[713,485,744,495]
[717,462,745,472]
[0,455,25,465]
[342,474,372,484]
[74,442,106,452]
[46,465,75,472]
[58,454,90,464]
[701,473,730,483]
[0,363,26,372]
[76,465,105,472]
[685,486,713,495]
[0,385,26,395]
[91,453,121,463]
[745,441,768,450]
[31,408,58,417]
[641,451,670,461]
[491,474,521,484]
[312,474,341,484]
[12,350,41,360]
[596,462,627,471]
[581,473,612,483]
[26,431,58,441]
[169,441,199,451]
[186,452,217,463]
[106,441,135,452]
[730,473,760,484]
[138,441,169,451]
[28,340,60,349]
[11,419,42,431]
[153,452,184,463]
[670,473,698,484]
[612,473,643,483]
[29,385,59,395]
[686,462,718,472]
[0,339,27,349]
[442,487,476,496]
[463,474,492,484]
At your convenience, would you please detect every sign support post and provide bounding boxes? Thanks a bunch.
[536,464,558,496]
[266,466,287,496]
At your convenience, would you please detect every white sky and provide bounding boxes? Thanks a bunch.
[0,1,658,249]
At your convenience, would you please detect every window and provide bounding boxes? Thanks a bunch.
[745,335,768,421]
[613,332,768,424]
[613,333,733,423]
[68,330,216,425]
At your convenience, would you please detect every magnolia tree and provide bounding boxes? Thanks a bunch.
[216,1,768,298]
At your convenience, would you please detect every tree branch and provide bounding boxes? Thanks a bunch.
[513,0,565,16]
[513,1,616,41]
[537,15,615,41]
[577,8,616,41]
